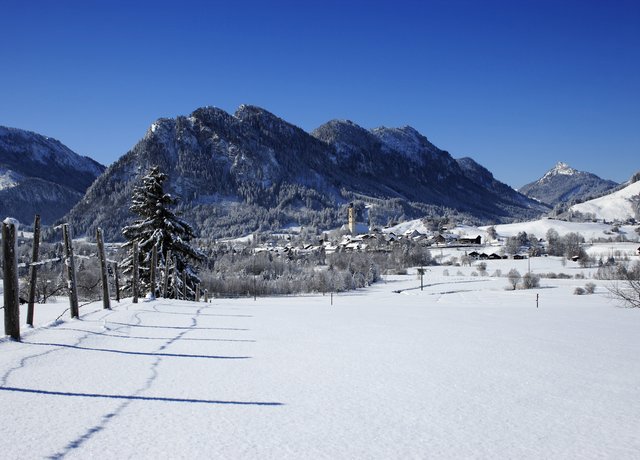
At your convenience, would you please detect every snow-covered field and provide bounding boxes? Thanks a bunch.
[571,180,640,222]
[2,256,640,459]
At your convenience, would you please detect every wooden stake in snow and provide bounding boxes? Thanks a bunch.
[96,228,111,309]
[150,245,158,299]
[195,284,200,302]
[132,241,139,304]
[172,256,178,299]
[113,262,120,302]
[62,224,79,319]
[182,270,187,300]
[27,214,41,327]
[2,219,21,340]
[162,250,171,298]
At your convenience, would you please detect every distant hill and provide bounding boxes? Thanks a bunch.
[0,126,105,225]
[570,174,640,222]
[519,162,618,206]
[65,105,548,241]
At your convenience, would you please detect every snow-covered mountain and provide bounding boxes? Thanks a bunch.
[65,105,547,241]
[570,176,640,222]
[519,162,617,206]
[0,126,105,224]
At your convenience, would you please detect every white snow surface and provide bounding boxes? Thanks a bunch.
[2,260,640,459]
[571,180,640,222]
[2,217,20,229]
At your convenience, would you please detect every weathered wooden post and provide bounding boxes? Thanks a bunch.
[162,250,171,298]
[62,224,79,319]
[418,267,425,291]
[204,289,209,303]
[132,241,139,303]
[150,244,158,299]
[195,284,200,302]
[96,228,111,309]
[3,219,21,340]
[27,214,41,327]
[182,270,187,300]
[113,262,120,302]
[172,256,178,299]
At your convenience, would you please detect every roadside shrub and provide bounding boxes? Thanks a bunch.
[575,272,585,280]
[457,270,464,276]
[574,287,586,295]
[557,273,572,279]
[470,271,478,277]
[491,269,502,277]
[521,272,540,289]
[585,282,596,294]
[442,269,450,276]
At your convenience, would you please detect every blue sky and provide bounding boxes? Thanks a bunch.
[1,0,638,188]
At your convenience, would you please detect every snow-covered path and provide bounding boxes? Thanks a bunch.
[2,272,640,459]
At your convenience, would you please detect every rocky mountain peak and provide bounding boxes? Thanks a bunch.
[541,161,578,181]
[520,162,617,206]
[371,125,441,162]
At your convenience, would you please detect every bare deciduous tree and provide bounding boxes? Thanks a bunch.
[507,269,521,290]
[608,262,640,308]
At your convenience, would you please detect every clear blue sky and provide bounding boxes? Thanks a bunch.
[1,0,638,188]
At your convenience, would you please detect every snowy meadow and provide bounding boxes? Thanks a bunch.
[2,254,640,459]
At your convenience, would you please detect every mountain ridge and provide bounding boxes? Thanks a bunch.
[0,125,105,224]
[64,104,548,241]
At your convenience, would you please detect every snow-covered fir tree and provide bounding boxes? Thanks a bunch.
[121,166,204,298]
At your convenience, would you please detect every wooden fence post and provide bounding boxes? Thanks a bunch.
[96,228,110,309]
[113,262,120,302]
[182,270,187,300]
[162,249,171,298]
[27,214,41,327]
[62,224,79,319]
[172,256,178,299]
[150,244,158,299]
[195,284,200,302]
[204,289,208,303]
[132,241,139,303]
[2,220,21,340]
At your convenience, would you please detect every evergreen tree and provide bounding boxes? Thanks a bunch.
[122,166,204,298]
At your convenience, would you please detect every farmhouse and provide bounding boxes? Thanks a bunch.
[459,235,482,245]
